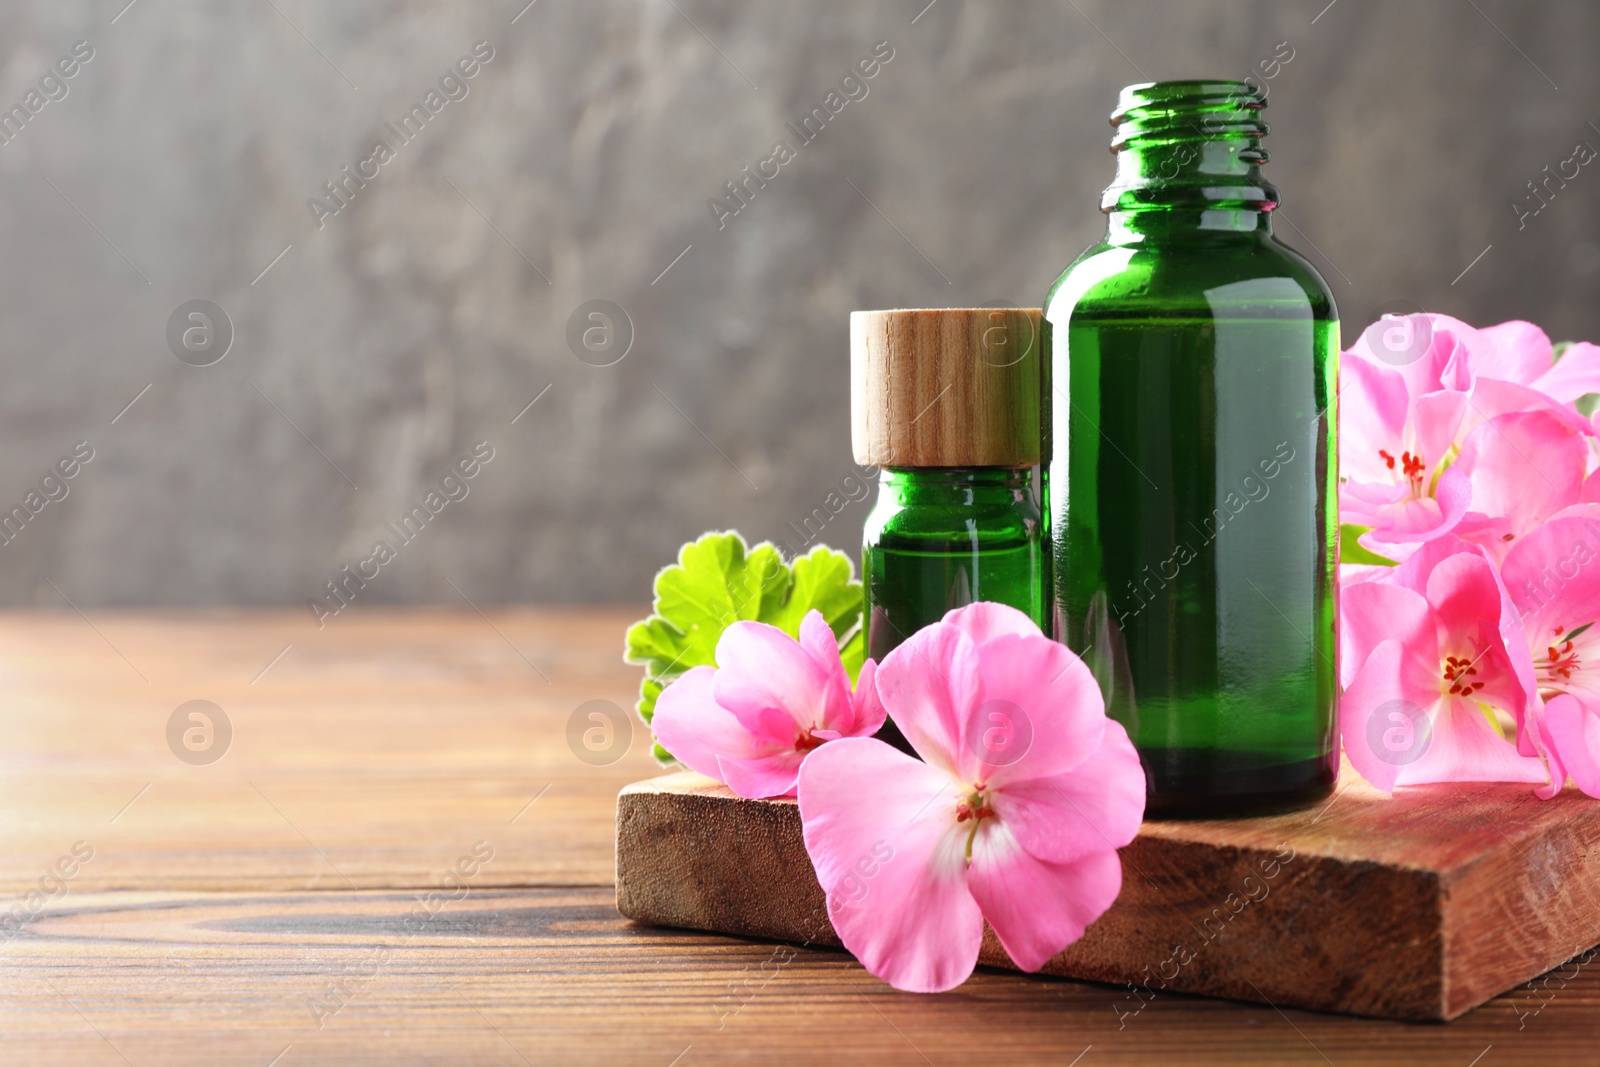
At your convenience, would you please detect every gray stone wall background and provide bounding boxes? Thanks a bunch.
[0,0,1595,607]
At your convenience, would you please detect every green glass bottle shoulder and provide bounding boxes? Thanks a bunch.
[1047,222,1336,323]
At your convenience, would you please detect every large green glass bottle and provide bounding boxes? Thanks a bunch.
[1045,81,1339,816]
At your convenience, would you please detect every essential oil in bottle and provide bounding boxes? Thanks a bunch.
[852,307,1047,676]
[1044,81,1339,817]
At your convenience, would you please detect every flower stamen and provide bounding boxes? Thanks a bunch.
[1378,447,1429,497]
[1535,625,1584,695]
[1442,654,1484,697]
[956,785,994,862]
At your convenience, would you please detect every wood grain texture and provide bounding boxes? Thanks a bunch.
[0,608,659,891]
[851,307,1042,467]
[6,887,1600,1067]
[3,608,1600,1064]
[617,770,1600,1022]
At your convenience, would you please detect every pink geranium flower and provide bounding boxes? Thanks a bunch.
[1340,314,1597,553]
[1340,537,1548,792]
[650,610,885,799]
[796,602,1144,993]
[1340,314,1476,545]
[1500,505,1600,799]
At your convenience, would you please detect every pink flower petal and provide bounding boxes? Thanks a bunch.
[1339,477,1411,531]
[875,622,982,775]
[1364,465,1472,545]
[967,820,1123,972]
[1532,341,1600,403]
[1478,320,1554,386]
[1351,314,1433,373]
[1452,412,1588,541]
[942,601,1042,648]
[1340,561,1399,585]
[992,719,1144,865]
[1338,639,1413,794]
[797,609,859,732]
[713,620,840,737]
[650,666,762,781]
[1502,503,1600,639]
[961,632,1107,787]
[1395,695,1548,788]
[1529,699,1571,800]
[1541,694,1600,798]
[1349,313,1476,399]
[798,609,843,668]
[1411,389,1468,478]
[1422,316,1481,393]
[1338,355,1412,483]
[700,704,799,761]
[849,657,888,738]
[1339,580,1433,689]
[716,750,805,799]
[796,738,981,993]
[1422,550,1505,637]
[1465,377,1595,439]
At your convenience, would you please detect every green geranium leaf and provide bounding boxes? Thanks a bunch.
[623,531,864,762]
[636,675,665,723]
[624,532,788,683]
[1340,523,1398,566]
[765,545,865,649]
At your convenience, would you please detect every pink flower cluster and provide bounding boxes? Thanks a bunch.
[1339,314,1600,796]
[651,602,1144,991]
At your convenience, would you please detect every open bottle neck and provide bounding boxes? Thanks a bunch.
[1100,80,1278,244]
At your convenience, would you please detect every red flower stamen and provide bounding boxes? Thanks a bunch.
[1379,448,1428,494]
[1537,633,1582,688]
[955,786,995,825]
[1442,655,1485,697]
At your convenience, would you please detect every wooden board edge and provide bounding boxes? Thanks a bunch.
[615,775,1453,1021]
[1441,800,1600,1020]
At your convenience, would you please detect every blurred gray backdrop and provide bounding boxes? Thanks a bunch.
[0,0,1596,607]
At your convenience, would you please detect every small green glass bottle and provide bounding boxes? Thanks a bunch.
[862,467,1045,662]
[1045,81,1339,816]
[853,309,1047,672]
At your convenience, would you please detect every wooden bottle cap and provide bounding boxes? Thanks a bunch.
[851,307,1042,468]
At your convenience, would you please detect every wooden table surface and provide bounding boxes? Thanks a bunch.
[2,608,1597,1066]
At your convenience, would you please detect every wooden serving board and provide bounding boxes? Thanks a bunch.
[616,768,1600,1022]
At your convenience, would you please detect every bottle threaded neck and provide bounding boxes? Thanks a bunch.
[1101,80,1277,216]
